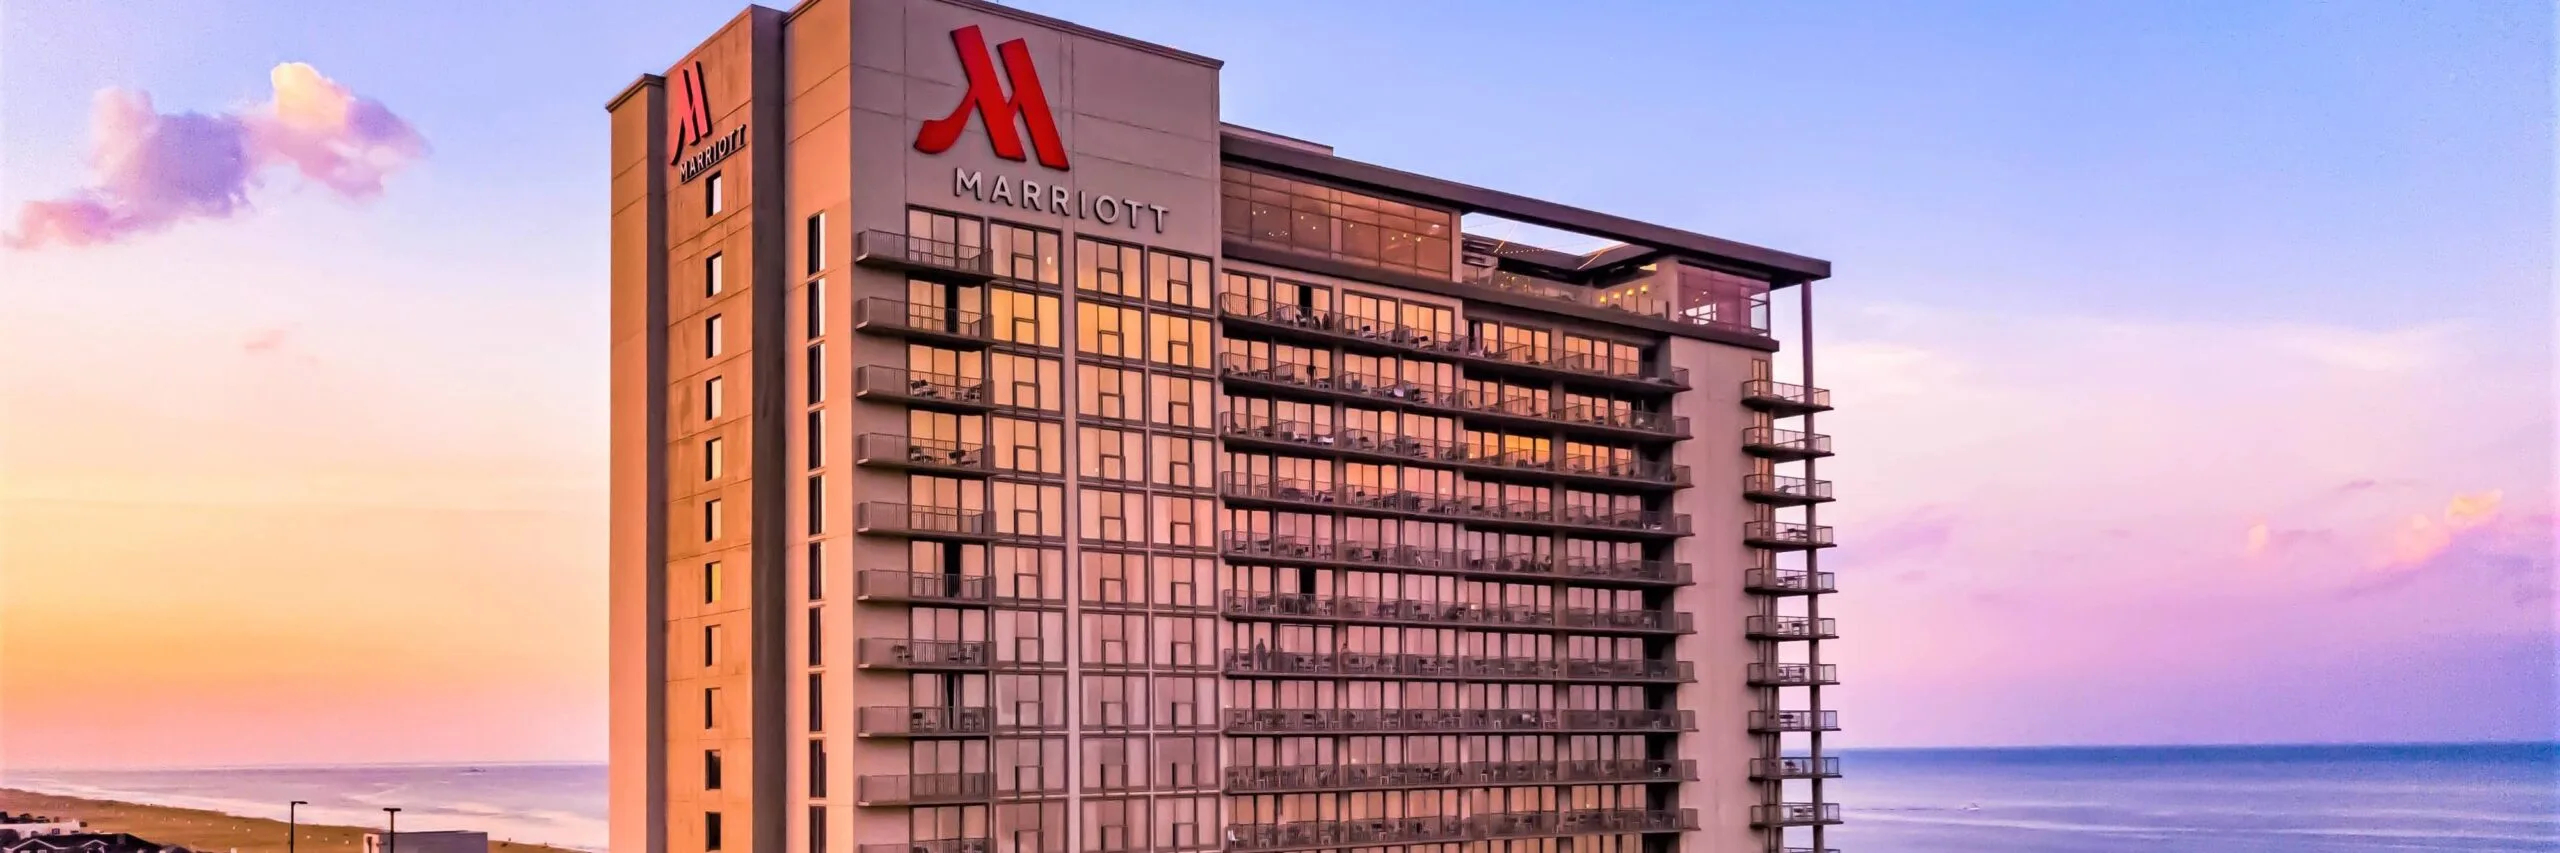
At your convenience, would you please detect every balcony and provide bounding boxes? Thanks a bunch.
[857,569,991,606]
[855,366,992,413]
[1223,809,1694,853]
[1562,658,1693,683]
[853,230,992,281]
[1743,427,1834,461]
[855,297,992,348]
[859,841,988,853]
[1224,651,1689,684]
[856,638,992,671]
[1215,352,1689,444]
[1557,455,1691,491]
[1216,293,1689,392]
[1745,521,1836,551]
[1750,757,1843,780]
[1219,476,1689,539]
[855,434,992,477]
[857,706,992,737]
[1744,568,1835,596]
[1745,616,1839,641]
[855,772,992,806]
[1564,556,1694,585]
[857,502,996,541]
[1223,759,1693,793]
[1222,707,1692,735]
[1747,663,1840,687]
[1221,591,1689,636]
[1748,709,1840,733]
[1751,803,1843,827]
[1743,473,1834,506]
[1741,379,1833,416]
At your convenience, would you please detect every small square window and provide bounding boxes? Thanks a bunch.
[706,174,724,215]
[706,253,724,296]
[706,314,723,358]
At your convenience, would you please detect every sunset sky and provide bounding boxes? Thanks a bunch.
[2,0,2550,770]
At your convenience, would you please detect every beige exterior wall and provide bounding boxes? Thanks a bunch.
[1667,337,1774,852]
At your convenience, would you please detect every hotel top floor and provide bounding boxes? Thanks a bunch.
[610,0,1831,360]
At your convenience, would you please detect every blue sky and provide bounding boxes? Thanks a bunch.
[1,0,2551,766]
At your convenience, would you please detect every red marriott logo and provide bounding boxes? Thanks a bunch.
[914,26,1069,171]
[667,60,746,183]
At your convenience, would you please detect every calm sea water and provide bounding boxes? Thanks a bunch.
[5,743,2553,853]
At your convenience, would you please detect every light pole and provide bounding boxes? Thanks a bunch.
[383,808,402,853]
[288,801,308,853]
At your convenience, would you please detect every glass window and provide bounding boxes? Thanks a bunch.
[705,253,724,296]
[1080,427,1144,483]
[704,376,724,420]
[1149,314,1208,369]
[1077,303,1142,360]
[991,353,1060,412]
[1220,166,1453,278]
[989,222,1061,284]
[992,417,1061,475]
[989,288,1060,348]
[703,499,723,542]
[706,173,723,215]
[1078,365,1143,422]
[1148,250,1212,310]
[907,208,983,266]
[805,213,825,275]
[1075,237,1145,298]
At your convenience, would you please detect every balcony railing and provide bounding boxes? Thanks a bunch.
[1217,292,1689,388]
[857,638,992,670]
[1222,707,1692,735]
[1750,803,1843,827]
[1225,651,1691,683]
[1220,476,1687,537]
[855,365,991,410]
[1742,427,1834,460]
[1740,379,1833,414]
[1560,455,1689,486]
[857,502,994,539]
[857,569,991,605]
[855,297,990,344]
[1748,710,1840,733]
[1216,351,1689,441]
[1744,568,1835,595]
[1224,809,1695,853]
[1564,556,1693,585]
[857,839,989,853]
[856,772,992,805]
[857,706,992,737]
[1750,757,1842,780]
[854,230,991,279]
[856,433,991,475]
[1222,591,1688,634]
[1744,520,1836,550]
[1743,473,1834,505]
[1745,616,1839,641]
[1747,663,1839,686]
[1224,759,1693,793]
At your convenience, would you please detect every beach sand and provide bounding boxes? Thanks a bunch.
[0,790,582,853]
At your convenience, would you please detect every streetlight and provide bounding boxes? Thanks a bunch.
[383,808,402,853]
[288,802,308,853]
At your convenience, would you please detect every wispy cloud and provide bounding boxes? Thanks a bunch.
[5,63,425,250]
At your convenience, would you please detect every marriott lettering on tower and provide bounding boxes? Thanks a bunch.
[953,168,1169,234]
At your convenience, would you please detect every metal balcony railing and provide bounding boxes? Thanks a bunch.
[1751,803,1843,827]
[1217,292,1689,388]
[1748,709,1840,732]
[857,839,989,853]
[1554,404,1688,438]
[854,230,990,278]
[1221,592,1687,634]
[857,502,993,538]
[855,772,992,805]
[1224,651,1687,683]
[1223,759,1693,793]
[1743,473,1834,504]
[855,433,991,474]
[1743,427,1834,460]
[1563,556,1693,584]
[1745,520,1836,550]
[1560,607,1693,632]
[1744,568,1835,595]
[857,706,992,737]
[856,297,989,342]
[1214,354,1689,442]
[1745,616,1839,640]
[857,638,992,670]
[1747,663,1839,686]
[1222,707,1692,735]
[1560,455,1688,486]
[1741,379,1833,414]
[1750,757,1843,779]
[1222,809,1694,853]
[1562,658,1693,682]
[855,365,989,408]
[857,569,991,605]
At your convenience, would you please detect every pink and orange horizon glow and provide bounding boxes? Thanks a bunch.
[1,0,2549,770]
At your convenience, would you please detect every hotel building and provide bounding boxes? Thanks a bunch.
[607,3,1841,853]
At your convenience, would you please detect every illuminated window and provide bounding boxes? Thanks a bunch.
[704,438,723,480]
[705,173,724,215]
[705,315,723,358]
[705,253,723,296]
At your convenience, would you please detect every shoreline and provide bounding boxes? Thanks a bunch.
[0,789,590,853]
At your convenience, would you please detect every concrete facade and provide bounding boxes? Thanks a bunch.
[611,3,1841,853]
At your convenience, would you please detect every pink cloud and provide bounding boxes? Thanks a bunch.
[5,63,424,250]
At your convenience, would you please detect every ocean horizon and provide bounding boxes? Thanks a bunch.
[7,741,2555,853]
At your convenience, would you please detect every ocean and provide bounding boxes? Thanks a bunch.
[5,743,2553,852]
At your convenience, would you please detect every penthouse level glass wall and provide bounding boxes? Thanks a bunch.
[1213,264,1696,853]
[862,208,1225,853]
